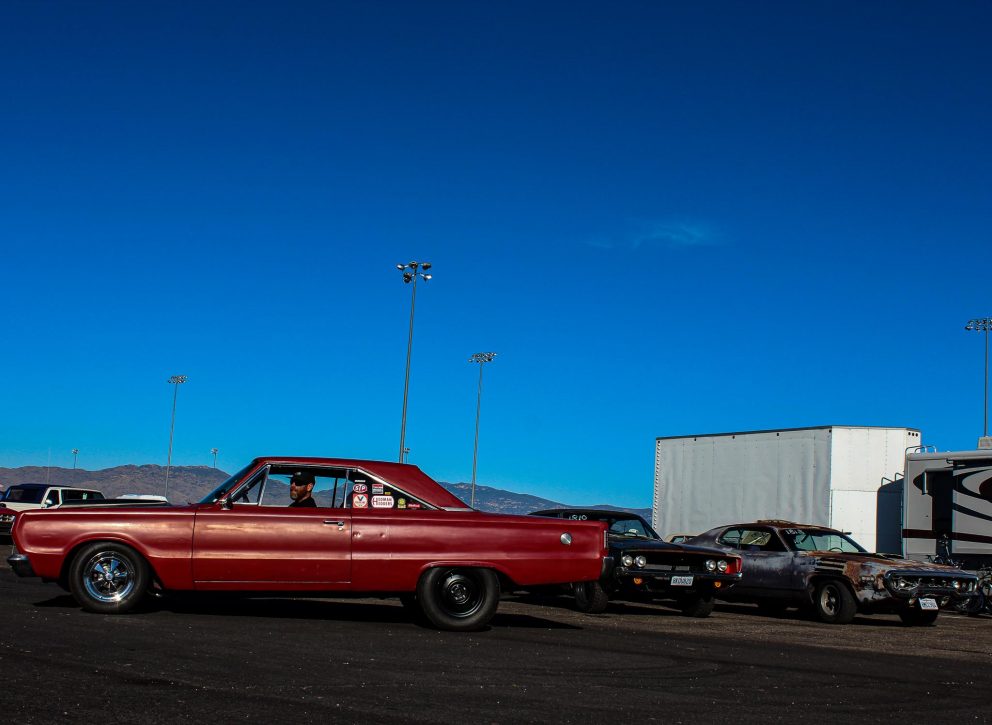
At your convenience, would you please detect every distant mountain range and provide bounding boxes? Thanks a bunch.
[0,465,650,520]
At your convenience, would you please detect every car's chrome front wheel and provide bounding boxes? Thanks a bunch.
[69,542,149,614]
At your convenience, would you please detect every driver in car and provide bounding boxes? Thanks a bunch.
[288,472,317,507]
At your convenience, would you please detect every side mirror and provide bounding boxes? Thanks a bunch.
[220,497,233,510]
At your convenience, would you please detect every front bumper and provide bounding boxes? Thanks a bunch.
[612,566,740,593]
[7,553,36,578]
[882,570,979,608]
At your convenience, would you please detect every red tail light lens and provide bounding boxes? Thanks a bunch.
[724,557,742,575]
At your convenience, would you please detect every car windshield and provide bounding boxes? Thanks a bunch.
[198,463,256,504]
[784,528,867,553]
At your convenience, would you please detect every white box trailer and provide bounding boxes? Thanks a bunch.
[654,426,921,552]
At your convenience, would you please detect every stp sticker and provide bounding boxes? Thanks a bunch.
[371,495,395,509]
[407,502,421,510]
[352,493,369,508]
[352,483,368,494]
[371,484,384,495]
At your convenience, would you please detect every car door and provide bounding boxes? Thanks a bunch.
[192,466,352,587]
[715,527,798,596]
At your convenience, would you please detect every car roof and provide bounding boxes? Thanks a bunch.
[530,508,648,521]
[252,456,469,510]
[6,483,102,492]
[717,520,843,534]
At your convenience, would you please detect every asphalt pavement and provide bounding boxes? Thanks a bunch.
[1,568,991,724]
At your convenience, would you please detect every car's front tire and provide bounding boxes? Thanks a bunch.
[679,594,715,618]
[813,580,857,624]
[573,581,610,613]
[416,567,500,631]
[898,607,940,626]
[68,542,150,614]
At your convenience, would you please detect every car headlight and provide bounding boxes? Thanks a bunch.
[717,559,728,572]
[952,580,961,589]
[705,559,717,571]
[635,555,647,568]
[621,554,634,567]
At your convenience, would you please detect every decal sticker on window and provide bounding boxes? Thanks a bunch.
[372,484,384,495]
[353,493,369,508]
[397,498,407,509]
[371,495,395,509]
[352,483,368,494]
[568,514,588,520]
[407,502,421,510]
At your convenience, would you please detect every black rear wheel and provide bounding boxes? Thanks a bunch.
[416,567,500,631]
[573,581,610,613]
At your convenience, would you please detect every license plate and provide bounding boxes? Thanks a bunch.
[919,597,938,610]
[671,575,694,586]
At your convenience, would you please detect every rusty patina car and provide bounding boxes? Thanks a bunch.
[692,520,979,625]
[7,457,608,632]
[530,509,741,617]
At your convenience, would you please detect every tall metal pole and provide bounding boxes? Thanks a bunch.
[211,447,219,468]
[399,273,418,463]
[165,375,187,500]
[396,262,432,464]
[469,352,497,508]
[71,448,79,470]
[966,319,991,442]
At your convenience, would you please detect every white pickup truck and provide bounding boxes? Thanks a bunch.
[0,483,106,511]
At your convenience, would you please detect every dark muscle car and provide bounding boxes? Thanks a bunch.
[692,520,979,625]
[529,509,741,617]
[7,457,608,631]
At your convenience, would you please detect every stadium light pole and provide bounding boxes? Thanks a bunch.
[164,375,188,501]
[71,448,79,470]
[965,318,991,441]
[211,447,219,468]
[469,352,497,508]
[396,261,432,463]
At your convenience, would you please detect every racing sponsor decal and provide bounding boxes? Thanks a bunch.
[352,483,368,494]
[352,493,369,508]
[397,497,407,509]
[407,502,421,510]
[372,495,395,509]
[372,483,384,495]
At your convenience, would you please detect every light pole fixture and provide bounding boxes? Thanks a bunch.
[469,352,497,508]
[965,318,991,444]
[165,375,188,500]
[211,447,219,468]
[71,448,79,470]
[396,261,432,463]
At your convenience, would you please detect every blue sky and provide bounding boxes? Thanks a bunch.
[1,1,989,507]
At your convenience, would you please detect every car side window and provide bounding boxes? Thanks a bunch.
[718,528,785,552]
[45,490,61,507]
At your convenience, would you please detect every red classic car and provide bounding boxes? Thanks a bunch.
[7,457,608,631]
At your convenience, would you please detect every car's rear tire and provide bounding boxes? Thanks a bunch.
[573,581,610,613]
[813,580,857,624]
[416,567,500,631]
[679,594,715,618]
[69,542,149,614]
[898,607,940,626]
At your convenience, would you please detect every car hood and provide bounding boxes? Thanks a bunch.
[609,536,732,558]
[802,550,970,574]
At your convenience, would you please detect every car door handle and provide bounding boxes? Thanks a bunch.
[323,520,346,529]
